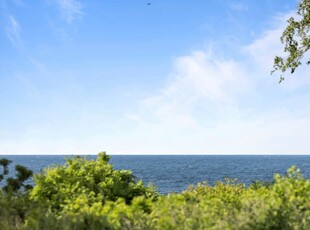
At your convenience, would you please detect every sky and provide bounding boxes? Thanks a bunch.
[1,0,310,155]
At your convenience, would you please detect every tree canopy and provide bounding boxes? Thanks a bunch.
[273,0,310,82]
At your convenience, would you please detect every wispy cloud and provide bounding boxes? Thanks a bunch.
[244,12,310,90]
[54,0,83,23]
[134,49,250,130]
[121,12,310,154]
[229,2,248,11]
[6,15,22,50]
[243,13,292,71]
[11,0,25,6]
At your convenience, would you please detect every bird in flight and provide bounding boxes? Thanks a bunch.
[147,3,151,6]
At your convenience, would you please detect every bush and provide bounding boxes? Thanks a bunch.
[1,153,309,230]
[0,158,34,229]
[30,152,157,213]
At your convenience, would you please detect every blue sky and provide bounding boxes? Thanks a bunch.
[1,0,310,154]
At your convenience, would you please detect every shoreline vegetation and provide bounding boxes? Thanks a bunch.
[0,152,309,229]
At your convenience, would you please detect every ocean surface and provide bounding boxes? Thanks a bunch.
[1,155,309,194]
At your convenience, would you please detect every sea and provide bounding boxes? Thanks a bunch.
[1,155,309,194]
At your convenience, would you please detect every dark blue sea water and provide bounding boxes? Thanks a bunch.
[1,155,309,194]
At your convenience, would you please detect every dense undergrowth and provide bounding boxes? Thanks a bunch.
[0,152,309,229]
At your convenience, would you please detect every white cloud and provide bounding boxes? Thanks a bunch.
[136,50,250,129]
[244,28,283,71]
[169,51,249,102]
[54,0,83,23]
[229,2,248,11]
[6,15,22,49]
[244,12,310,90]
[121,12,310,154]
[243,13,294,72]
[2,8,310,155]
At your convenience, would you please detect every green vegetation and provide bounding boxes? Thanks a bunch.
[273,0,310,82]
[0,152,309,229]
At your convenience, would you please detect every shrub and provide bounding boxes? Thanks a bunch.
[30,152,157,213]
[1,154,309,230]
